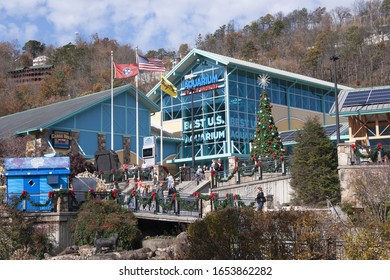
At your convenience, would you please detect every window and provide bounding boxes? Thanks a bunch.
[47,175,59,185]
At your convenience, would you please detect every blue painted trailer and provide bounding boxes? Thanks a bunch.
[4,157,70,212]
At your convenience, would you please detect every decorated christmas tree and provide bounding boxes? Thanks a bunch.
[250,74,284,160]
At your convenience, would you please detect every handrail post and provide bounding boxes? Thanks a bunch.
[258,163,262,180]
[199,198,203,218]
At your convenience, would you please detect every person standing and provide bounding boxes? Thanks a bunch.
[167,172,174,190]
[256,187,266,211]
[155,181,164,213]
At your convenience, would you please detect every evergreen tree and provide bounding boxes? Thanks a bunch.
[250,75,284,160]
[290,116,340,206]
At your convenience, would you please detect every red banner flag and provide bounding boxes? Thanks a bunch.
[114,63,138,79]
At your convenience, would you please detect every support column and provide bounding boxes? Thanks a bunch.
[71,130,80,155]
[97,133,106,151]
[35,129,50,156]
[122,135,131,164]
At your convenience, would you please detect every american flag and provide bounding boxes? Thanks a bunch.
[138,54,166,72]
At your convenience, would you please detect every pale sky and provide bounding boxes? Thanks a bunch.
[0,0,358,52]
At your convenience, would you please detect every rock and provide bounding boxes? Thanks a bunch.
[152,247,173,260]
[44,232,189,260]
[88,252,120,260]
[119,248,151,260]
[142,237,174,251]
[173,232,189,260]
[58,245,79,255]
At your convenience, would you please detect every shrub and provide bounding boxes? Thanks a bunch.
[188,207,341,260]
[71,200,142,250]
[0,204,54,259]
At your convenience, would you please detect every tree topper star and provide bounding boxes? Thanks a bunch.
[257,74,270,89]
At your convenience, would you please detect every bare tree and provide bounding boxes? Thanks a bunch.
[350,167,390,222]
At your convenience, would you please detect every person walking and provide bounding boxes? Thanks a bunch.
[256,187,266,211]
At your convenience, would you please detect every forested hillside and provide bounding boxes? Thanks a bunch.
[1,1,390,117]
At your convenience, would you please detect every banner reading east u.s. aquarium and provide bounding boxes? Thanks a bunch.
[183,114,226,145]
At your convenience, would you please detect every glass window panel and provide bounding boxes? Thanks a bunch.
[238,70,246,84]
[229,81,237,96]
[248,85,255,100]
[239,98,247,112]
[248,100,256,114]
[173,106,182,119]
[248,114,256,130]
[230,111,239,127]
[247,72,256,86]
[229,98,238,111]
[303,96,309,109]
[296,95,303,108]
[316,98,322,112]
[280,86,287,105]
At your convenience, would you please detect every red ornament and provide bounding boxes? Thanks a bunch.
[210,193,217,199]
[267,149,271,153]
[48,191,54,198]
[121,164,128,172]
[351,144,356,151]
[112,189,117,199]
[89,189,95,194]
[268,125,272,129]
[234,166,238,171]
[257,129,260,133]
[110,168,115,174]
[99,170,104,175]
[131,189,136,196]
[378,143,383,149]
[21,190,27,198]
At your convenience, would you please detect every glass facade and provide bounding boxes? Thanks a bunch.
[161,58,335,165]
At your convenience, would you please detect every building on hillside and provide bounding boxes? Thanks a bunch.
[8,64,54,84]
[0,85,160,168]
[147,48,352,169]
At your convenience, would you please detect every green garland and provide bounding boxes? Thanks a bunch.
[10,192,53,208]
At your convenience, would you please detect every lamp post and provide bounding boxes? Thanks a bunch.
[330,55,340,144]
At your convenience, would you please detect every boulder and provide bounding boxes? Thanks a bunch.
[173,232,189,260]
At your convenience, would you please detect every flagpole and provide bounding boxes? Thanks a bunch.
[110,51,114,151]
[160,73,163,165]
[136,47,139,165]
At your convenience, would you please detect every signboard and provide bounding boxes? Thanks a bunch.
[183,114,226,145]
[51,131,72,149]
[142,136,156,166]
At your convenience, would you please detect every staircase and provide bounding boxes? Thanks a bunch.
[178,179,210,195]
